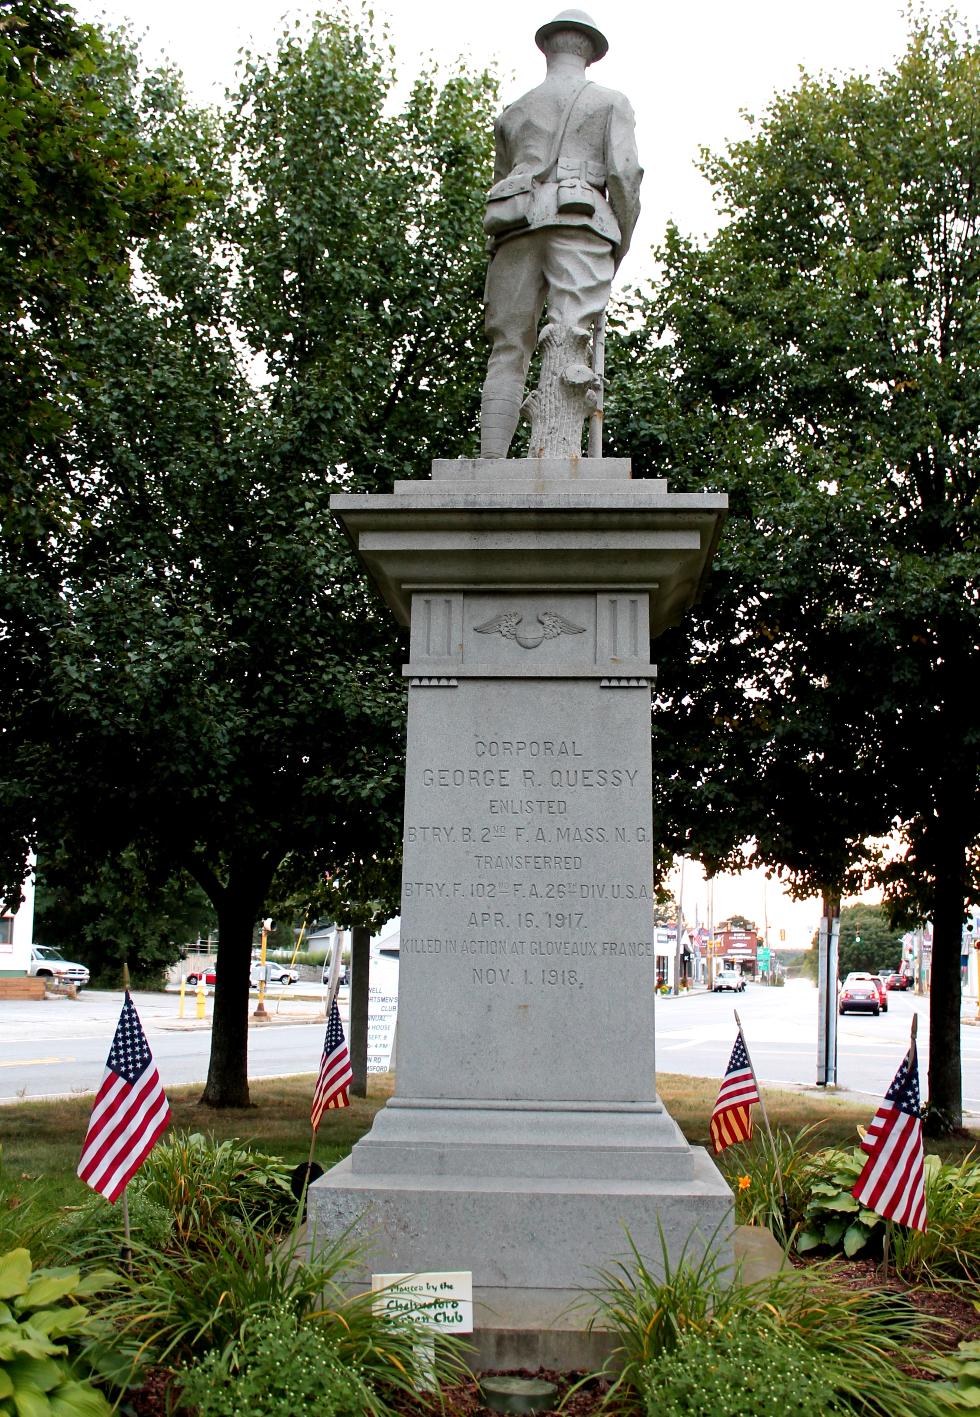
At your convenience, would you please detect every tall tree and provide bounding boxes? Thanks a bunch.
[0,0,197,888]
[608,15,980,1131]
[2,9,497,1105]
[33,848,216,985]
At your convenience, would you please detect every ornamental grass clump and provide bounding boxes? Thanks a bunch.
[104,1216,467,1414]
[135,1131,296,1241]
[587,1229,948,1417]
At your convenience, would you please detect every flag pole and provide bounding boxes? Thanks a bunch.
[734,1008,790,1236]
[882,1013,918,1278]
[300,939,345,1217]
[120,961,134,1273]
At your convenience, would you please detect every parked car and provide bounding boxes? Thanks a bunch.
[713,970,745,993]
[185,965,217,986]
[844,972,888,1012]
[250,961,298,986]
[321,963,351,987]
[28,945,90,990]
[885,971,910,991]
[838,979,880,1016]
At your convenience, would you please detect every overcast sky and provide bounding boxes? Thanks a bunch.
[68,0,968,942]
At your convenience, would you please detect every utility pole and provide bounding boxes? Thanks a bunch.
[673,857,685,995]
[816,891,840,1086]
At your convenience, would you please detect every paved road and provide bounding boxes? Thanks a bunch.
[1,980,977,1117]
[657,980,980,1116]
[0,986,345,1104]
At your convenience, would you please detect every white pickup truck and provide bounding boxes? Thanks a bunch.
[28,945,90,990]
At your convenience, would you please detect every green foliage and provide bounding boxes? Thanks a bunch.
[891,1152,980,1286]
[796,1147,875,1258]
[797,1146,980,1284]
[105,1219,465,1412]
[929,1338,980,1408]
[718,1122,825,1246]
[609,11,980,1126]
[33,850,215,986]
[52,1192,174,1270]
[585,1225,742,1401]
[1,6,498,1105]
[835,903,906,977]
[590,1236,947,1417]
[640,1328,840,1416]
[134,1132,295,1242]
[0,1247,115,1417]
[177,1305,373,1416]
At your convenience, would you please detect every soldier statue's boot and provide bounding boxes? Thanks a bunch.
[480,386,524,459]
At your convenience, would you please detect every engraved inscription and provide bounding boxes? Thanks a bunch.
[402,727,654,995]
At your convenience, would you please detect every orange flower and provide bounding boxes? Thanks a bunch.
[738,1174,751,1191]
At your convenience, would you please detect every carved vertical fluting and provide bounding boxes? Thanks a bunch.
[526,323,599,457]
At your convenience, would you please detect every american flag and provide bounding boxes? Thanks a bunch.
[710,1030,761,1154]
[851,1046,927,1231]
[77,992,171,1203]
[311,998,352,1129]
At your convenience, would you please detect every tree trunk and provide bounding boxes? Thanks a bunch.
[349,924,370,1098]
[526,322,597,457]
[925,853,966,1135]
[200,891,260,1108]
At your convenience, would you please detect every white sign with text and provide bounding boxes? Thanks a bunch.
[370,1271,473,1332]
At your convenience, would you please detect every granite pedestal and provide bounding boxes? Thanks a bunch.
[311,457,731,1368]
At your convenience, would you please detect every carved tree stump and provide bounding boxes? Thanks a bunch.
[525,322,599,457]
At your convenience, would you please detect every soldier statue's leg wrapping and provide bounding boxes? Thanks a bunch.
[482,233,548,459]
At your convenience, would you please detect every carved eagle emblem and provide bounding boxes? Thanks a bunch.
[473,610,586,650]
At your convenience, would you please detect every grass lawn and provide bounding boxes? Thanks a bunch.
[2,1071,976,1218]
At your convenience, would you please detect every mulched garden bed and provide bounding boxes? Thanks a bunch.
[128,1259,980,1417]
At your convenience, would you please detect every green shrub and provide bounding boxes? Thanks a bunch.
[104,1218,466,1414]
[640,1328,840,1416]
[177,1305,373,1416]
[798,1147,980,1284]
[718,1121,825,1246]
[53,1191,174,1269]
[135,1132,296,1241]
[0,1247,116,1417]
[587,1231,947,1417]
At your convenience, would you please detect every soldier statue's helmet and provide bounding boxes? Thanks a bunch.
[534,8,609,62]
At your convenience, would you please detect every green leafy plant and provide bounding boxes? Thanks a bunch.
[797,1146,881,1258]
[891,1153,980,1287]
[105,1217,466,1412]
[133,1132,296,1241]
[0,1247,115,1417]
[586,1230,947,1417]
[798,1147,980,1283]
[640,1327,841,1416]
[178,1304,374,1416]
[584,1223,740,1403]
[718,1121,825,1246]
[928,1336,980,1408]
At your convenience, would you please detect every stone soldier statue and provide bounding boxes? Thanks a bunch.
[480,8,642,459]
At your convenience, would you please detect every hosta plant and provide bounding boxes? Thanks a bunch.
[928,1337,980,1408]
[796,1146,881,1258]
[0,1247,115,1417]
